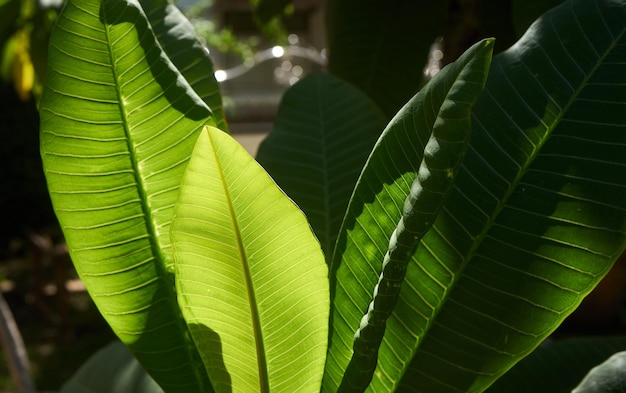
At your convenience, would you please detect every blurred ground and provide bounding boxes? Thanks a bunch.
[0,232,116,392]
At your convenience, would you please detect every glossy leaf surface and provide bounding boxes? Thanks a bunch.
[397,1,626,390]
[328,0,626,391]
[338,49,482,390]
[172,126,329,393]
[325,38,494,392]
[256,72,386,260]
[39,0,217,391]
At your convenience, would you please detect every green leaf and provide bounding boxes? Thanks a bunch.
[395,0,626,390]
[338,55,480,391]
[39,0,217,391]
[572,351,626,393]
[60,342,163,393]
[256,72,387,260]
[328,0,626,390]
[171,126,329,393]
[324,38,494,392]
[142,0,227,131]
[487,337,626,393]
[325,0,451,119]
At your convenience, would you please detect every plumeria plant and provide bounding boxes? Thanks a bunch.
[39,0,626,392]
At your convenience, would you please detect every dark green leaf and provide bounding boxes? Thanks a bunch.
[142,0,227,131]
[324,38,494,393]
[397,0,626,391]
[325,0,451,119]
[60,342,163,393]
[327,0,626,391]
[256,72,387,260]
[337,48,482,390]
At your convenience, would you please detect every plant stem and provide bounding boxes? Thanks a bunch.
[0,291,37,393]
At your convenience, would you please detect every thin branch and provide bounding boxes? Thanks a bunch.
[0,291,37,393]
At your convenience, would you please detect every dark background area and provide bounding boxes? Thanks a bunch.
[0,80,115,392]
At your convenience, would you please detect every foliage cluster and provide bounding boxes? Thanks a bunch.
[37,0,626,392]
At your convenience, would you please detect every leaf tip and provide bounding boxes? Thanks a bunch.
[484,37,496,47]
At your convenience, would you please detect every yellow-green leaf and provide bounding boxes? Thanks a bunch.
[172,126,329,393]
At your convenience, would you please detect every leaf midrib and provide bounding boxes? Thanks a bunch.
[390,11,626,389]
[316,77,333,259]
[206,129,270,393]
[456,8,626,277]
[102,4,208,391]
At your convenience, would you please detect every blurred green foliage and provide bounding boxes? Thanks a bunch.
[0,0,61,102]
